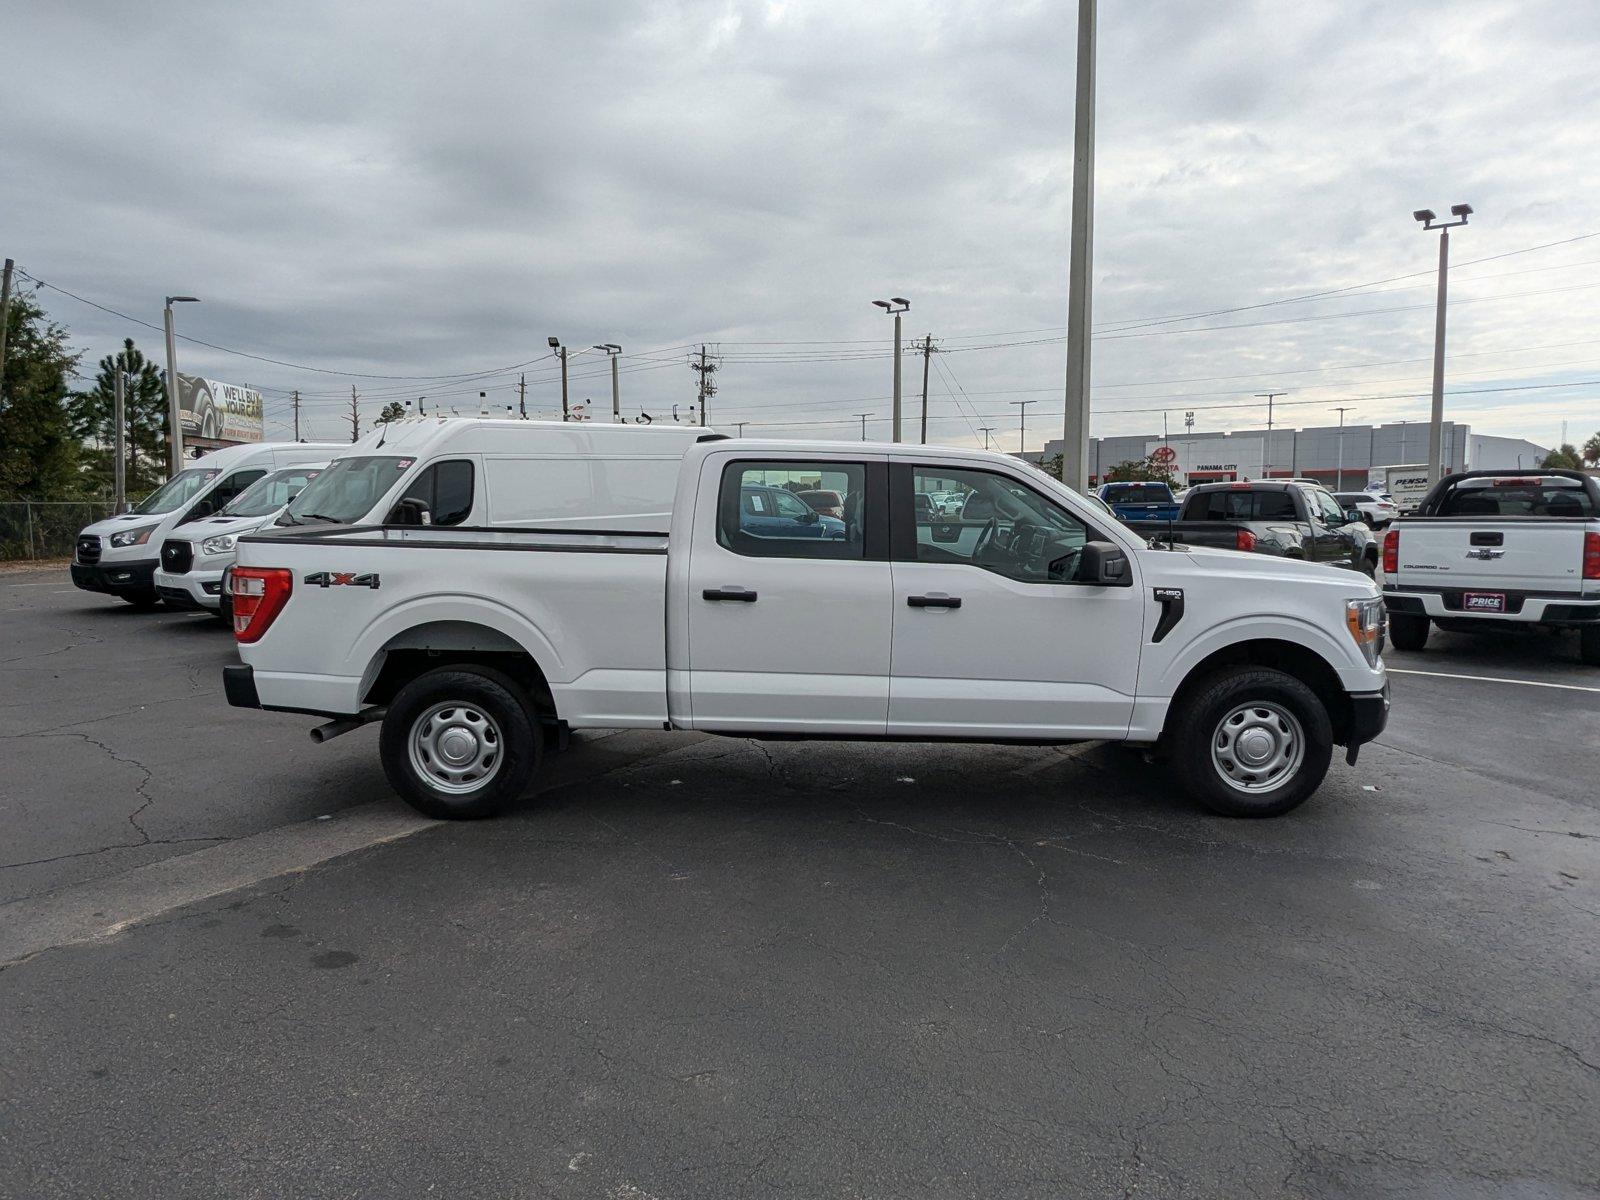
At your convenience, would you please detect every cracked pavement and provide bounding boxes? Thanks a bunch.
[2,567,1598,1198]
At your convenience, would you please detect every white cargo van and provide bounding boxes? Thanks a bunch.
[71,442,345,607]
[154,461,331,613]
[270,418,720,533]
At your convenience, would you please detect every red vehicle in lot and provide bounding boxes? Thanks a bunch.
[796,489,844,520]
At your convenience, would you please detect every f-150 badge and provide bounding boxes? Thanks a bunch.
[304,571,381,589]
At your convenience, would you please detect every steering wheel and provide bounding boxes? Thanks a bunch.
[973,517,999,560]
[1012,518,1040,560]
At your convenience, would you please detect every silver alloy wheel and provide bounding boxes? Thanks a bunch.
[1210,701,1304,794]
[408,701,503,795]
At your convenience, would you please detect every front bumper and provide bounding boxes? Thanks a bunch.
[70,559,158,596]
[154,567,225,611]
[1340,681,1390,764]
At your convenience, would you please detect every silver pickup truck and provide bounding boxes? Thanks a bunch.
[1380,469,1600,664]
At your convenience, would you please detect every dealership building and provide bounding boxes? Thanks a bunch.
[1036,421,1549,490]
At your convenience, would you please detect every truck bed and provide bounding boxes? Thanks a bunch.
[234,525,671,722]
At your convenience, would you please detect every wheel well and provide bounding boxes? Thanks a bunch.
[360,622,556,717]
[1165,638,1354,744]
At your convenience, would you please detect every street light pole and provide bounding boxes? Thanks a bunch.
[872,298,910,442]
[1332,406,1354,491]
[112,368,127,513]
[548,337,569,420]
[1413,204,1471,485]
[1010,399,1037,458]
[595,344,622,421]
[855,412,872,441]
[1256,392,1286,478]
[163,295,198,474]
[1061,0,1097,492]
[978,426,995,451]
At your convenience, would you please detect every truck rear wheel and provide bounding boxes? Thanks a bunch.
[1388,613,1429,652]
[1170,667,1333,818]
[379,666,543,819]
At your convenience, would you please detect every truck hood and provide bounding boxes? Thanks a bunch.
[1146,541,1378,595]
[175,515,265,538]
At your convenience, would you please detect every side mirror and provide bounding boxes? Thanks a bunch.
[389,498,431,527]
[1077,540,1132,586]
[1343,507,1362,525]
[798,509,819,524]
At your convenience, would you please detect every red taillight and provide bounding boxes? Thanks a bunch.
[1235,528,1257,552]
[1584,532,1600,581]
[1382,528,1399,574]
[232,567,293,643]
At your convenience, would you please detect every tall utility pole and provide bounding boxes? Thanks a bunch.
[733,422,748,436]
[916,334,938,444]
[855,413,872,441]
[1060,0,1097,491]
[1255,392,1286,478]
[594,344,622,421]
[872,298,910,441]
[978,426,995,450]
[518,373,527,418]
[349,385,360,441]
[1332,406,1354,490]
[112,369,127,513]
[1010,399,1037,457]
[1414,204,1472,484]
[163,295,198,473]
[0,258,14,399]
[690,345,718,427]
[291,390,301,440]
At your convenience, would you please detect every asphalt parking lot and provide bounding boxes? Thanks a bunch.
[2,566,1597,1199]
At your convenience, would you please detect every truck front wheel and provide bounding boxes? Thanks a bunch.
[379,666,543,819]
[1580,625,1600,667]
[1170,667,1333,817]
[1388,613,1429,652]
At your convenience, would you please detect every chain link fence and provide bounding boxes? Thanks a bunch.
[0,502,119,562]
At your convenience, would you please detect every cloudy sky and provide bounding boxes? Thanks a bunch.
[7,0,1600,451]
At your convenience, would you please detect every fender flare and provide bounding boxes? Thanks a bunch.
[1153,612,1355,698]
[346,594,566,698]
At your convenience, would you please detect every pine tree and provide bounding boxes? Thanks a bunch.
[375,401,407,425]
[68,337,170,495]
[0,290,84,498]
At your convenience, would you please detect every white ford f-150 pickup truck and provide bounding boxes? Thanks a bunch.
[225,439,1390,819]
[1380,469,1600,663]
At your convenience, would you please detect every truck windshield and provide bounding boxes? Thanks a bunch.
[222,466,323,518]
[279,456,411,525]
[132,468,219,515]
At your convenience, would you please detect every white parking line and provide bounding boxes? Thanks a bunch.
[1387,667,1600,694]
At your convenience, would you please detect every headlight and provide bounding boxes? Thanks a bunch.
[201,534,237,555]
[1345,597,1386,667]
[109,525,157,548]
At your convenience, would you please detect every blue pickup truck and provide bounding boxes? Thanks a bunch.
[1096,481,1181,523]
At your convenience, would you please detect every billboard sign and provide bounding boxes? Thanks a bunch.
[1144,436,1264,481]
[178,374,263,443]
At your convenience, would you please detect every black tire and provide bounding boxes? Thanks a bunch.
[1580,625,1600,668]
[1388,613,1429,652]
[1169,666,1333,818]
[120,591,161,609]
[1359,551,1377,578]
[379,666,543,820]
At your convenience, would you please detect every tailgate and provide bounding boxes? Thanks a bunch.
[1394,521,1590,592]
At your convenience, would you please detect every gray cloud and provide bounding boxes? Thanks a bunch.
[6,0,1600,446]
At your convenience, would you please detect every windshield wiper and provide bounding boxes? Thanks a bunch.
[296,513,344,524]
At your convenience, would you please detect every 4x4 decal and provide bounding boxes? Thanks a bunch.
[304,571,381,589]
